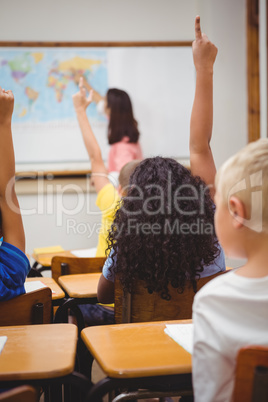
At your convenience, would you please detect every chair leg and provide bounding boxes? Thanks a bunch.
[54,298,85,333]
[43,385,50,402]
[76,339,94,380]
[49,383,62,402]
[27,267,44,277]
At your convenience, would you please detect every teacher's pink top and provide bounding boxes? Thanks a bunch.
[108,137,143,172]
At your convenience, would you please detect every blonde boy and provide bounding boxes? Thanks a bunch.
[193,138,268,401]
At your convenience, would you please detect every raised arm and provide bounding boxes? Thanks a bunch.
[0,88,25,251]
[83,79,104,104]
[72,70,104,104]
[72,77,109,193]
[190,16,218,200]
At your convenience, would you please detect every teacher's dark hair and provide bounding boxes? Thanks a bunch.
[107,88,140,145]
[107,157,220,300]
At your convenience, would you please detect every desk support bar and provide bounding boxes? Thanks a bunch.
[85,373,192,402]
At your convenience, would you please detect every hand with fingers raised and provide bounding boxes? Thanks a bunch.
[0,87,14,126]
[192,16,218,73]
[72,77,93,113]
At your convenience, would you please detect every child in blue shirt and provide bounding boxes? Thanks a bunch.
[0,88,30,300]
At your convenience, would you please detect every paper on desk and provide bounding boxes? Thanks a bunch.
[0,336,7,355]
[71,248,97,258]
[24,280,55,294]
[164,323,194,354]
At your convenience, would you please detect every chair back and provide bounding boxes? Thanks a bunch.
[233,346,268,402]
[115,271,226,323]
[51,256,106,282]
[0,287,52,325]
[0,386,38,402]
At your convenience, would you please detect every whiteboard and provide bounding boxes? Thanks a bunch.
[0,45,195,169]
[108,47,195,160]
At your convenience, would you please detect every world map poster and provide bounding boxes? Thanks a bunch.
[0,48,108,124]
[0,47,110,165]
[0,45,194,166]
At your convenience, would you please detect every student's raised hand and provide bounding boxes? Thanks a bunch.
[0,87,14,125]
[72,77,93,112]
[192,16,218,73]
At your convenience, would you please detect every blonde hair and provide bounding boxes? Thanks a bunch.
[118,160,141,194]
[216,138,268,233]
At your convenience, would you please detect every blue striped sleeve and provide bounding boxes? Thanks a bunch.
[0,239,31,301]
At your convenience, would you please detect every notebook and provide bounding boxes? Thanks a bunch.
[164,323,194,354]
[24,280,55,294]
[0,336,7,355]
[71,248,97,258]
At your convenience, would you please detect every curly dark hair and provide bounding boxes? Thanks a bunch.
[107,88,140,145]
[107,157,220,300]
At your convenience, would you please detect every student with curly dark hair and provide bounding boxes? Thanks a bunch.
[97,16,225,307]
[103,156,223,301]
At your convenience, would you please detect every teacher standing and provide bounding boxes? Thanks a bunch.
[76,76,143,173]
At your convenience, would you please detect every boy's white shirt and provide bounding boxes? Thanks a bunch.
[192,270,268,402]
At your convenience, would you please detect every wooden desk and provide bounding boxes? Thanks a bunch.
[54,273,101,332]
[58,273,101,298]
[81,320,193,401]
[0,324,77,382]
[0,324,90,402]
[32,250,74,268]
[26,277,65,301]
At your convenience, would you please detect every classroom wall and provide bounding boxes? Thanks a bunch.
[1,0,248,256]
